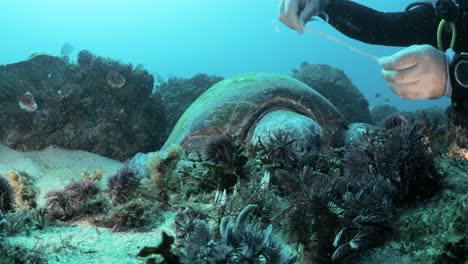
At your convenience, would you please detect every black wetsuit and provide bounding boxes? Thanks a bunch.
[326,0,468,50]
[324,0,468,127]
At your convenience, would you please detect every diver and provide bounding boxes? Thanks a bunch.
[279,0,468,127]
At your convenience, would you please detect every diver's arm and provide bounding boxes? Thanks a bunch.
[324,0,439,47]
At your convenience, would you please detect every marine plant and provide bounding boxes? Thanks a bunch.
[64,179,104,215]
[145,144,183,206]
[93,197,160,231]
[2,207,49,236]
[0,173,14,213]
[271,148,344,195]
[107,164,140,204]
[8,170,39,210]
[45,179,107,221]
[0,233,47,264]
[45,189,74,220]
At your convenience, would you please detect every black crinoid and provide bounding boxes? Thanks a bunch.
[205,133,247,168]
[203,133,248,190]
[175,204,297,264]
[254,130,300,170]
[381,113,409,130]
[107,164,140,204]
[173,207,208,246]
[272,174,396,263]
[344,115,441,204]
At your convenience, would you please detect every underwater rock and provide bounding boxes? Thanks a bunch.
[0,53,167,160]
[397,157,468,263]
[77,49,94,67]
[292,62,372,124]
[162,73,347,154]
[157,73,223,134]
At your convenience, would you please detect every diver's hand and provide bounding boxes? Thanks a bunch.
[379,45,448,99]
[278,0,330,35]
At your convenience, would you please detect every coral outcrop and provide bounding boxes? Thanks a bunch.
[0,52,167,160]
[292,62,372,124]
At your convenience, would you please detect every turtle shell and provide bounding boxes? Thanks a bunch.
[162,73,347,153]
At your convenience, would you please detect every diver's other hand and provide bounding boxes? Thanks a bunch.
[278,0,330,35]
[379,45,448,99]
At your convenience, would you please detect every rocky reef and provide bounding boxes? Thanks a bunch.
[0,52,167,160]
[1,51,467,263]
[292,62,373,124]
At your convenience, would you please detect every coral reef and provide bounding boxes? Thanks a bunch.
[292,62,372,124]
[0,52,167,160]
[2,50,467,264]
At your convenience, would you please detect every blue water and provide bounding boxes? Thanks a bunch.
[1,0,449,111]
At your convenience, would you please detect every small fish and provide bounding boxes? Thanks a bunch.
[375,92,381,98]
[384,98,390,103]
[60,42,75,57]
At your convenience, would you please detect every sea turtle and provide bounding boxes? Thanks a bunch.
[162,73,347,157]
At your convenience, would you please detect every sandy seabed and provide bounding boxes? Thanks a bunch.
[0,145,175,264]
